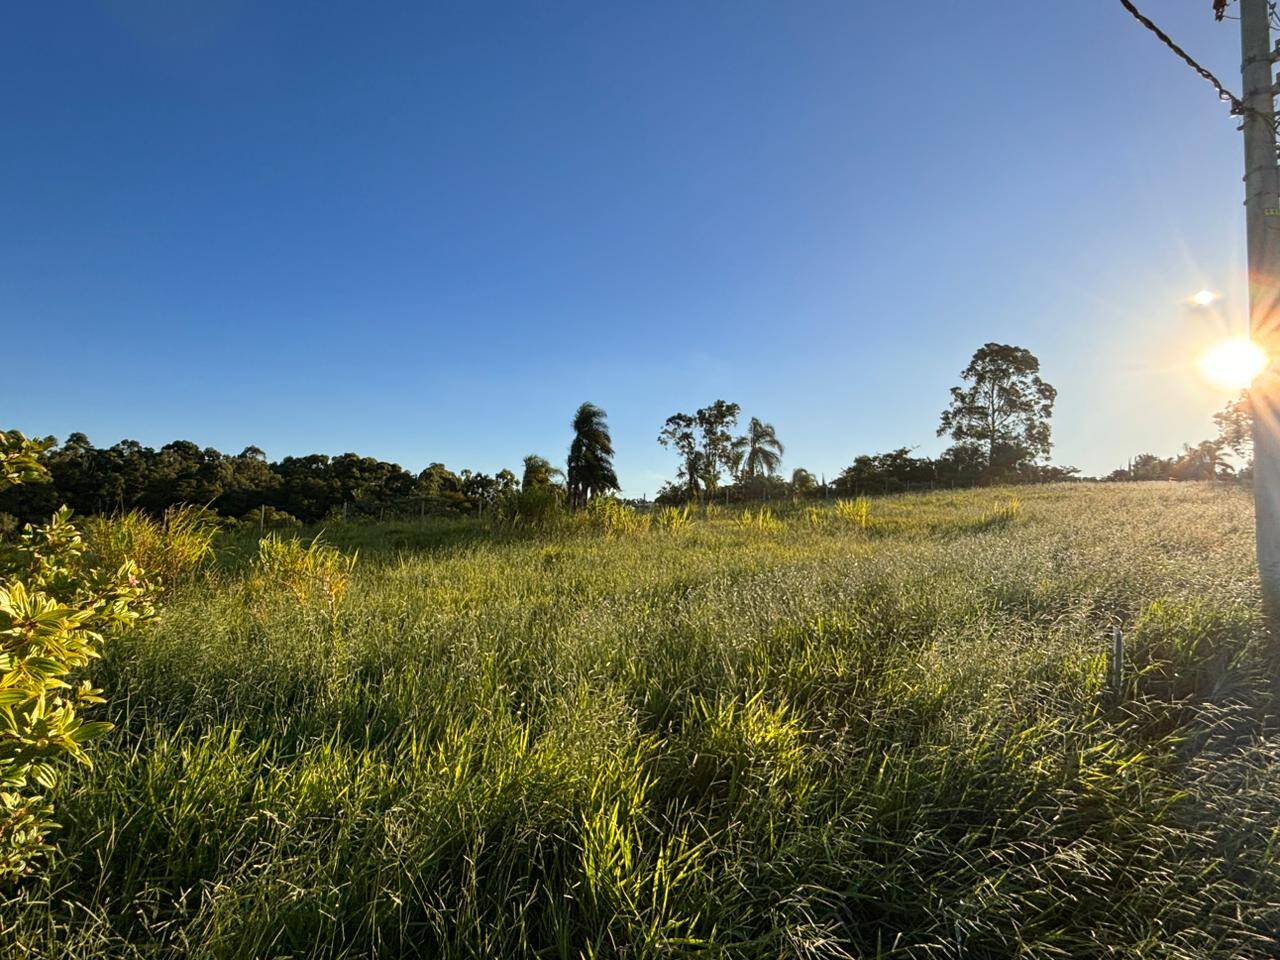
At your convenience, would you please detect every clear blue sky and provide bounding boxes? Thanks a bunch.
[1,1,1255,493]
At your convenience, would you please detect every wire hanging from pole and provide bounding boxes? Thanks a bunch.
[1118,0,1247,114]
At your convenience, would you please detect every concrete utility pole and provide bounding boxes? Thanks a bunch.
[1240,0,1280,620]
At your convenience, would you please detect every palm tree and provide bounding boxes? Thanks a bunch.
[733,418,785,481]
[521,454,563,491]
[566,402,620,507]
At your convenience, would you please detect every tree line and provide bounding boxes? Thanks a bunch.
[0,435,521,529]
[1,342,1078,528]
[654,342,1073,502]
[1106,390,1253,482]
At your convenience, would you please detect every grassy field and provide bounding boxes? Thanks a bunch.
[2,483,1278,958]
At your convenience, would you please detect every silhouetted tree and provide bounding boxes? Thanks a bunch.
[1215,390,1253,463]
[733,418,784,480]
[1172,440,1232,482]
[0,432,507,526]
[938,343,1057,470]
[694,401,741,494]
[566,402,620,508]
[657,413,701,499]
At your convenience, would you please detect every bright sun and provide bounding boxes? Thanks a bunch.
[1192,289,1219,307]
[1198,337,1269,390]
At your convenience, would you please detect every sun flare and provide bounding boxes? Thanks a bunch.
[1198,337,1268,390]
[1192,289,1219,307]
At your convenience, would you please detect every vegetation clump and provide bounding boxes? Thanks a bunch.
[83,504,219,590]
[250,534,356,615]
[834,496,872,529]
[577,497,649,537]
[654,504,693,534]
[0,433,153,882]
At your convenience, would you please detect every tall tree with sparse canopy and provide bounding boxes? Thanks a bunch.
[733,418,785,480]
[658,400,741,500]
[937,343,1057,468]
[566,402,619,507]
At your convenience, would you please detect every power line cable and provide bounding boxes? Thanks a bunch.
[1119,0,1248,115]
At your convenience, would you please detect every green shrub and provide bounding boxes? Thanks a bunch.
[494,485,566,530]
[578,498,650,537]
[654,504,693,534]
[250,534,356,616]
[834,496,871,528]
[735,506,782,533]
[84,504,219,590]
[0,432,153,882]
[237,506,302,531]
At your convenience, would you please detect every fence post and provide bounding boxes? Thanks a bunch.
[1110,625,1124,694]
[259,505,265,534]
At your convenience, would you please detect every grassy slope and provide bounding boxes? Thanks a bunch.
[3,483,1278,958]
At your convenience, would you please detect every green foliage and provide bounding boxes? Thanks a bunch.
[0,434,153,883]
[1109,452,1179,482]
[239,505,302,529]
[83,505,219,590]
[1,484,1277,957]
[0,433,514,527]
[731,417,784,481]
[250,534,356,616]
[790,468,817,496]
[0,431,52,489]
[734,506,782,533]
[938,342,1057,468]
[658,400,741,499]
[830,443,1079,497]
[520,455,563,493]
[494,484,566,530]
[577,497,649,537]
[1128,598,1254,701]
[1214,390,1253,462]
[566,403,620,507]
[653,504,693,534]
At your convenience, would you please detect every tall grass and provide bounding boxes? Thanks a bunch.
[250,533,357,616]
[83,504,219,588]
[834,496,872,529]
[2,483,1277,958]
[654,504,693,534]
[576,497,650,537]
[734,505,783,533]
